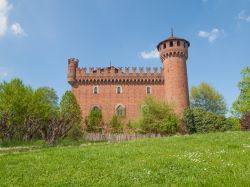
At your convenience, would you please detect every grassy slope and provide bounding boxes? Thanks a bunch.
[0,132,250,186]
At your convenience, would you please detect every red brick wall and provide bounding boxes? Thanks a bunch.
[72,83,165,123]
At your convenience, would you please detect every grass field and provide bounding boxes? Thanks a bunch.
[1,132,250,186]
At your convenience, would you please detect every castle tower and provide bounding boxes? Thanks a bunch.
[157,32,190,116]
[68,58,79,85]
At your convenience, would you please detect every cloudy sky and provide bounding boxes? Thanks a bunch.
[0,0,250,109]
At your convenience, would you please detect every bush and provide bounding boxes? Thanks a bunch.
[184,108,232,134]
[241,111,250,131]
[86,107,102,132]
[109,115,124,133]
[67,123,83,140]
[135,97,180,135]
[227,117,241,131]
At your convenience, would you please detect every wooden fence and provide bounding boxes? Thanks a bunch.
[84,133,164,142]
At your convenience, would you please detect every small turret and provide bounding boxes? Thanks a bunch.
[68,58,79,85]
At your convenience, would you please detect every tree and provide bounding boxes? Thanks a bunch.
[28,87,59,141]
[0,79,33,141]
[190,82,226,115]
[183,108,232,134]
[86,107,102,132]
[232,67,250,117]
[41,91,82,144]
[109,115,124,133]
[136,96,179,135]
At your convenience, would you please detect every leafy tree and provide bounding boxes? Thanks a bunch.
[232,67,250,117]
[41,91,82,144]
[109,115,124,133]
[86,107,102,132]
[24,87,59,141]
[0,79,33,140]
[227,117,241,131]
[184,108,232,134]
[190,82,226,115]
[137,96,179,135]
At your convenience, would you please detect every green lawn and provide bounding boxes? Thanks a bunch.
[1,132,250,186]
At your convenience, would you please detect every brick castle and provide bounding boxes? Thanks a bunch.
[68,33,190,123]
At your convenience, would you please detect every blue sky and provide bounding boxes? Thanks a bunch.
[0,0,250,110]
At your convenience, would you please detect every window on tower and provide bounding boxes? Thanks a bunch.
[177,41,180,46]
[146,86,151,95]
[170,41,173,47]
[93,86,99,94]
[163,43,166,49]
[116,86,122,94]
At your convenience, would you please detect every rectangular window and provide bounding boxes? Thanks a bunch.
[93,86,99,94]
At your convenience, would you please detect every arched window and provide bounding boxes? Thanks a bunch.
[146,86,151,95]
[92,106,100,112]
[116,104,126,117]
[93,86,99,94]
[116,86,122,94]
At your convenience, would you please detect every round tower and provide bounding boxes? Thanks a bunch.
[157,33,190,116]
[67,58,79,85]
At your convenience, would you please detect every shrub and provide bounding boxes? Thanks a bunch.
[86,107,102,132]
[135,97,179,135]
[227,117,241,131]
[109,115,124,133]
[184,108,232,134]
[241,111,250,131]
[67,123,83,140]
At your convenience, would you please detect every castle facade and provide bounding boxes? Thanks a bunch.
[67,34,190,123]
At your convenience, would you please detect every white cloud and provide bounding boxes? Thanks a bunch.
[141,49,159,59]
[0,0,12,37]
[0,0,26,38]
[11,22,27,36]
[238,10,250,23]
[198,28,224,43]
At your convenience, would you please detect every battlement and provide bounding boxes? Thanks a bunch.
[157,36,189,62]
[67,59,164,85]
[76,66,163,76]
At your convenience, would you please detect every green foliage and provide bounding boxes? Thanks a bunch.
[232,67,250,117]
[27,87,59,140]
[109,115,124,133]
[1,132,250,186]
[190,82,227,115]
[86,107,102,132]
[227,117,241,131]
[41,91,82,144]
[60,91,82,140]
[184,108,232,134]
[60,91,82,126]
[136,96,179,135]
[0,79,33,140]
[0,79,82,144]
